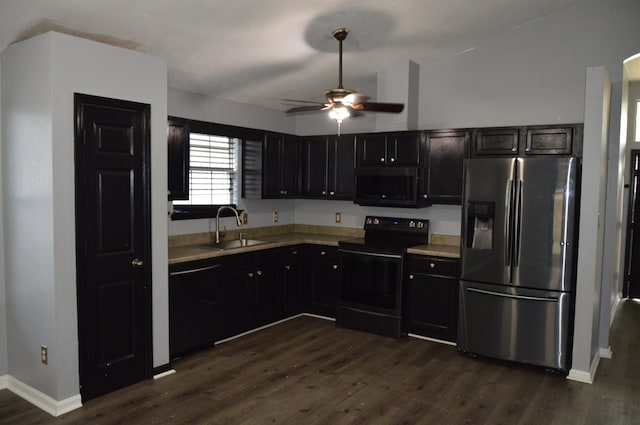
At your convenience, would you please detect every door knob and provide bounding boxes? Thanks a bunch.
[131,258,144,268]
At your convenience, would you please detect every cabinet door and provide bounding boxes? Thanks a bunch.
[328,135,355,199]
[405,256,459,342]
[283,245,306,316]
[281,136,300,197]
[389,132,421,166]
[221,253,256,338]
[169,260,222,358]
[254,262,283,326]
[425,130,468,204]
[306,246,340,317]
[262,134,282,198]
[301,136,328,197]
[167,117,190,200]
[525,126,573,155]
[474,127,520,156]
[357,133,387,166]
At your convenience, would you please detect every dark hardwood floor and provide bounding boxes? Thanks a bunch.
[1,299,639,424]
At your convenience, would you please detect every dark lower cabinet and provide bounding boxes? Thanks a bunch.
[283,245,306,316]
[220,252,256,339]
[169,258,223,359]
[304,245,340,317]
[404,255,459,342]
[254,249,285,327]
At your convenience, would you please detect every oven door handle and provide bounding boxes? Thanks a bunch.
[338,248,403,260]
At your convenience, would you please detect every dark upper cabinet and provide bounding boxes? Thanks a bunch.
[473,127,521,156]
[525,126,574,155]
[167,117,190,200]
[472,124,582,157]
[263,133,299,198]
[242,132,300,199]
[424,130,468,205]
[356,132,421,167]
[301,135,355,200]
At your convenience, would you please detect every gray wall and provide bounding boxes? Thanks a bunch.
[1,32,167,401]
[0,62,6,379]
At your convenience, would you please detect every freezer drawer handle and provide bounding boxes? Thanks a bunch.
[467,287,559,302]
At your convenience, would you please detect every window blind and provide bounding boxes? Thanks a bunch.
[173,132,237,206]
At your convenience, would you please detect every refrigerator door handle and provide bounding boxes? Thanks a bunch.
[467,287,559,302]
[513,179,523,267]
[504,179,513,268]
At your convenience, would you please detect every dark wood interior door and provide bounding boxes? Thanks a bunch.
[625,150,640,299]
[75,93,152,402]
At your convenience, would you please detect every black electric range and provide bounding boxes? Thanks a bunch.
[337,216,429,338]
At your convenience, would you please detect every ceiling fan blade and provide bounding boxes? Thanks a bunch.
[342,93,369,106]
[352,102,405,113]
[281,98,324,105]
[285,104,330,114]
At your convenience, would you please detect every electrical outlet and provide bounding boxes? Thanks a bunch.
[273,211,279,223]
[335,212,342,223]
[242,212,248,225]
[41,345,48,365]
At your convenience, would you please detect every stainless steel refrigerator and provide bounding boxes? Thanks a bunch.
[458,156,579,371]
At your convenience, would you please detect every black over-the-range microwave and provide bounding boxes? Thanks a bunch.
[354,166,428,208]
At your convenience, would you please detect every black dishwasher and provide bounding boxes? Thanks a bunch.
[169,258,223,359]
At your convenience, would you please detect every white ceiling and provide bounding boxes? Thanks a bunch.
[0,0,586,112]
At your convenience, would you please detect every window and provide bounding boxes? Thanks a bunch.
[171,127,239,219]
[173,132,237,206]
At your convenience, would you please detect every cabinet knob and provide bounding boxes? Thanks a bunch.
[291,249,297,255]
[256,270,262,276]
[131,258,144,268]
[284,265,291,271]
[429,262,436,269]
[390,157,395,163]
[409,274,414,280]
[322,191,326,195]
[320,251,326,256]
[332,264,338,270]
[283,190,287,195]
[380,157,386,163]
[329,191,335,196]
[248,272,254,278]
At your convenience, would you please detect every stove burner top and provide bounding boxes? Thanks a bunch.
[339,216,429,252]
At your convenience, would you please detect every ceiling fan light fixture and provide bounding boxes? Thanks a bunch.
[328,106,350,122]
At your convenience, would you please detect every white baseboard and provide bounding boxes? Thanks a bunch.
[567,351,601,384]
[408,333,457,346]
[301,313,335,322]
[0,375,7,390]
[153,369,176,380]
[5,375,82,417]
[599,346,613,359]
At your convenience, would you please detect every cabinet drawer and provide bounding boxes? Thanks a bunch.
[408,256,457,277]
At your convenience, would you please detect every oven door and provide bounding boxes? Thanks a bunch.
[338,247,404,314]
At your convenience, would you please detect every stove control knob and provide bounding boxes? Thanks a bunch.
[417,221,424,229]
[373,218,380,225]
[366,218,372,225]
[408,220,416,228]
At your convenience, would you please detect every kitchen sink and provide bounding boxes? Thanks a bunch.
[200,239,270,251]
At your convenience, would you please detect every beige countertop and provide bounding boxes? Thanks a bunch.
[169,225,460,264]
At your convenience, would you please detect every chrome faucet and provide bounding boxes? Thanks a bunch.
[215,205,242,243]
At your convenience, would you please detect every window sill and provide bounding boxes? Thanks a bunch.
[170,205,242,220]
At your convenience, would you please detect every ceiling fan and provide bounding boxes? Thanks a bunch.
[285,28,404,134]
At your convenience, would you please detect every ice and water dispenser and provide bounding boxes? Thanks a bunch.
[466,201,494,250]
